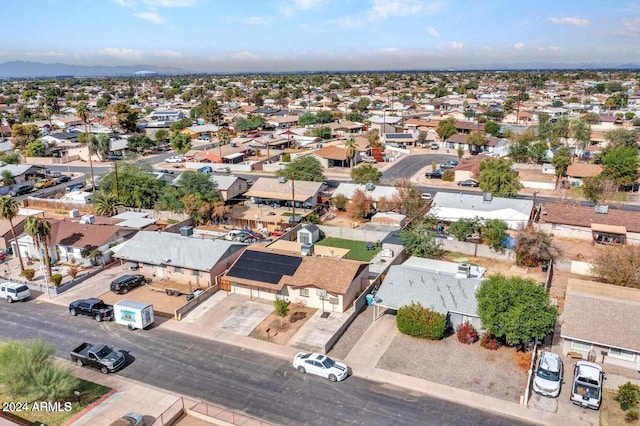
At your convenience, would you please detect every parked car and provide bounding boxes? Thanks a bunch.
[430,143,440,150]
[165,156,186,163]
[421,193,432,200]
[110,413,145,426]
[107,154,123,161]
[533,352,563,398]
[225,230,249,242]
[69,298,114,322]
[292,352,349,382]
[70,342,126,374]
[56,175,71,183]
[570,361,604,410]
[34,178,57,189]
[457,179,479,187]
[440,162,456,169]
[110,274,147,294]
[214,166,231,174]
[197,166,213,173]
[425,169,443,179]
[66,183,84,192]
[0,282,30,303]
[9,182,34,196]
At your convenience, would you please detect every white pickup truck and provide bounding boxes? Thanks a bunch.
[570,361,604,410]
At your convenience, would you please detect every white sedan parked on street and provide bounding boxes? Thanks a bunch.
[292,352,349,382]
[165,156,186,163]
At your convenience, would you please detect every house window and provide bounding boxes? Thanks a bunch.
[174,267,182,274]
[609,348,636,361]
[299,288,309,297]
[571,340,592,351]
[192,270,200,277]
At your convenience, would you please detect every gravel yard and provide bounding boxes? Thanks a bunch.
[377,334,528,403]
[328,305,374,360]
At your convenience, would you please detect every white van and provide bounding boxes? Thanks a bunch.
[0,282,31,303]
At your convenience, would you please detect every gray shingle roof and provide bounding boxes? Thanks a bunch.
[374,263,481,317]
[114,231,245,271]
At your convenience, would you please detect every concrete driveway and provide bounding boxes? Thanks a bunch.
[216,299,273,335]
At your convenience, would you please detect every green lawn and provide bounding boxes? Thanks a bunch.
[0,379,111,426]
[315,237,380,261]
[569,187,628,202]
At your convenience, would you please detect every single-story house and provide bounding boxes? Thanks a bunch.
[332,183,400,208]
[182,124,220,139]
[382,133,418,147]
[113,230,246,287]
[431,192,533,229]
[372,257,485,330]
[312,146,349,168]
[244,177,324,209]
[221,246,370,313]
[566,164,603,186]
[537,202,640,244]
[208,175,251,201]
[0,164,46,183]
[561,278,640,371]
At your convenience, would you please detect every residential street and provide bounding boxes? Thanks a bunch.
[0,301,532,426]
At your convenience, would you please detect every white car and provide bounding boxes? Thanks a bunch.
[165,156,185,163]
[292,352,349,382]
[421,193,432,200]
[533,351,563,398]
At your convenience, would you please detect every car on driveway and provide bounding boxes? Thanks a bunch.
[425,169,443,179]
[165,156,186,163]
[56,175,71,183]
[110,412,145,426]
[110,274,147,294]
[570,361,604,410]
[421,193,432,200]
[457,179,479,187]
[292,352,349,382]
[533,351,563,398]
[69,298,114,322]
[430,143,440,150]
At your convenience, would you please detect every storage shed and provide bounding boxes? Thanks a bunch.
[297,224,320,244]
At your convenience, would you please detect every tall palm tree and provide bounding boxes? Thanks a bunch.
[344,137,358,169]
[24,216,53,281]
[0,196,25,273]
[93,191,122,217]
[76,102,96,190]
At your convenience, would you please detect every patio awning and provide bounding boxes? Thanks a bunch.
[591,223,626,234]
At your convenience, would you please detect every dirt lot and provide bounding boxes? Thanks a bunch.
[98,284,188,318]
[378,334,529,403]
[249,305,317,345]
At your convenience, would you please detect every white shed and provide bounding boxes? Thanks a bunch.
[297,224,320,244]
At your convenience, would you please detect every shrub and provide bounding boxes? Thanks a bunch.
[456,321,479,344]
[617,381,640,411]
[626,409,639,423]
[396,302,447,340]
[513,351,532,371]
[51,273,63,287]
[22,269,35,280]
[480,332,501,350]
[68,266,79,279]
[442,169,455,182]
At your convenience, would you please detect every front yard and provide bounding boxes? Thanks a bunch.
[315,237,380,261]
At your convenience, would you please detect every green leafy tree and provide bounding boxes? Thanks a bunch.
[94,134,112,162]
[127,133,154,153]
[234,115,266,131]
[331,194,348,210]
[199,98,223,124]
[112,101,139,132]
[0,196,25,273]
[605,128,639,149]
[399,218,443,258]
[277,156,325,182]
[309,126,332,139]
[170,132,192,154]
[11,123,40,151]
[484,121,500,136]
[478,158,522,197]
[571,118,591,154]
[396,302,447,340]
[351,164,383,184]
[436,117,457,142]
[476,274,558,346]
[1,170,15,186]
[551,146,571,184]
[601,146,639,188]
[99,163,167,209]
[176,170,221,203]
[298,113,317,126]
[448,218,482,242]
[582,176,605,204]
[24,216,53,282]
[273,299,291,327]
[482,219,508,251]
[25,140,46,157]
[0,339,79,400]
[0,152,20,164]
[529,141,549,164]
[154,129,169,144]
[467,131,486,153]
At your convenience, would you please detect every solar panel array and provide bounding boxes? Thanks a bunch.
[387,133,412,139]
[226,250,303,284]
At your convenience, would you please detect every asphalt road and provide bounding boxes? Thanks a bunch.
[381,153,458,185]
[0,301,531,426]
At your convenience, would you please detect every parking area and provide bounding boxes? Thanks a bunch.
[98,284,187,318]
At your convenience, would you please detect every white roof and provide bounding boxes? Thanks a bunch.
[333,183,399,202]
[369,115,403,124]
[431,192,533,229]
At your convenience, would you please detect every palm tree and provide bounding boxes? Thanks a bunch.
[76,102,95,190]
[217,130,231,162]
[0,196,25,273]
[93,191,122,217]
[24,216,53,281]
[344,137,358,169]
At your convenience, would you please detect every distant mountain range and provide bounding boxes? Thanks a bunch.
[0,61,192,78]
[0,60,638,78]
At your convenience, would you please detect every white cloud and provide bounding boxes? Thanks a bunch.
[279,0,327,17]
[134,11,165,24]
[23,50,68,57]
[97,48,144,59]
[231,51,261,61]
[437,41,463,50]
[375,48,400,54]
[617,18,640,36]
[548,17,589,26]
[368,0,444,21]
[427,27,440,37]
[111,0,136,7]
[153,50,183,58]
[141,0,195,6]
[512,42,525,50]
[535,46,561,51]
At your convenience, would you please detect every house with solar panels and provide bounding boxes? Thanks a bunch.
[220,247,370,313]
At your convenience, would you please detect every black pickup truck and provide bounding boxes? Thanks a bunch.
[69,298,114,322]
[70,342,126,374]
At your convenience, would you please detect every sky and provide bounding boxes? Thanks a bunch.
[2,0,640,72]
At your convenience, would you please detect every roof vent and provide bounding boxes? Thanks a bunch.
[278,176,287,184]
[162,258,171,263]
[594,205,609,214]
[180,226,193,237]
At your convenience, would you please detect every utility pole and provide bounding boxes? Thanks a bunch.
[113,160,119,197]
[291,173,296,227]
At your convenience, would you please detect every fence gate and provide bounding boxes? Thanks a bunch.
[219,278,231,292]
